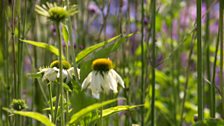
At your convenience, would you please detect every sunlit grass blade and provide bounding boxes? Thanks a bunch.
[88,105,142,122]
[68,98,125,125]
[20,39,65,59]
[102,105,141,117]
[3,108,55,126]
[76,33,133,63]
[193,118,224,126]
[76,35,121,63]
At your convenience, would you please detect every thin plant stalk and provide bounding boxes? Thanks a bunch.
[48,82,54,121]
[100,102,103,126]
[169,8,177,124]
[141,0,145,125]
[56,22,65,126]
[17,0,23,124]
[219,0,224,118]
[211,30,220,118]
[151,0,156,125]
[1,0,8,125]
[18,0,27,99]
[2,0,9,125]
[97,0,111,40]
[33,13,42,126]
[65,91,69,123]
[65,0,80,83]
[205,0,212,118]
[180,33,195,126]
[196,0,203,120]
[11,0,17,99]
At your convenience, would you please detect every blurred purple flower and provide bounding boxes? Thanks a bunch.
[181,53,188,67]
[162,20,178,40]
[88,2,101,15]
[210,21,219,34]
[179,8,191,28]
[172,20,178,40]
[130,23,137,33]
[50,25,56,36]
[24,56,32,72]
[122,0,128,14]
[201,3,207,23]
[130,4,136,20]
[210,3,219,19]
[156,54,164,70]
[105,24,115,38]
[102,0,128,15]
[215,68,224,87]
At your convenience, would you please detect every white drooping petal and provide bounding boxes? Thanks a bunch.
[77,68,80,79]
[101,72,111,94]
[67,67,73,82]
[89,71,102,97]
[38,68,49,73]
[107,71,118,93]
[54,67,68,80]
[82,69,124,99]
[67,67,81,80]
[111,69,125,88]
[81,72,92,89]
[92,92,100,99]
[82,71,101,99]
[62,69,68,80]
[42,68,57,82]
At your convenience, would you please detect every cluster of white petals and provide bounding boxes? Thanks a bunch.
[82,69,125,99]
[38,67,80,82]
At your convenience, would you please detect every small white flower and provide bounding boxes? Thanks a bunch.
[38,60,80,82]
[82,58,125,99]
[35,2,78,23]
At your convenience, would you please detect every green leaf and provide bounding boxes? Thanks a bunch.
[68,98,125,125]
[76,35,121,63]
[79,33,134,81]
[155,70,170,86]
[193,118,224,126]
[102,105,141,117]
[155,101,169,114]
[63,83,72,92]
[93,37,126,58]
[62,24,69,45]
[3,108,55,126]
[87,105,141,123]
[20,39,65,59]
[26,72,42,78]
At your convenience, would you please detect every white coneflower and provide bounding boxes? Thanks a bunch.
[35,2,77,23]
[82,58,125,99]
[38,60,80,82]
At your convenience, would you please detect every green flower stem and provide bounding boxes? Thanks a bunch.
[100,103,103,126]
[1,0,10,125]
[219,0,224,117]
[171,22,177,126]
[65,91,69,123]
[11,0,17,99]
[180,34,195,126]
[36,79,48,103]
[141,0,145,125]
[17,0,27,100]
[197,0,204,120]
[48,82,54,122]
[211,30,220,118]
[205,0,212,118]
[151,0,156,125]
[67,16,79,83]
[56,22,65,126]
